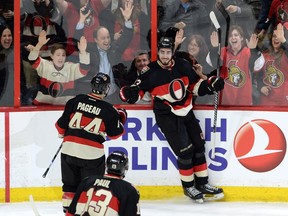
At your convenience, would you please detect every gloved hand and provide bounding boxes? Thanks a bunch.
[208,76,225,92]
[119,85,140,104]
[117,108,127,125]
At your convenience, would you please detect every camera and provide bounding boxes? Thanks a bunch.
[81,0,93,15]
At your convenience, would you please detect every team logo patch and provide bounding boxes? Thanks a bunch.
[169,79,186,101]
[140,66,150,75]
[234,119,286,172]
[263,61,284,88]
[48,82,64,97]
[226,60,246,88]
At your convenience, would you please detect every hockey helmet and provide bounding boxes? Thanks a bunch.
[91,73,110,96]
[158,37,174,51]
[106,151,129,178]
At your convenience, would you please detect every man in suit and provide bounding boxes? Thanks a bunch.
[74,1,134,104]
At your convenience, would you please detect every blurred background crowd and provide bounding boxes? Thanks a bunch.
[1,0,288,107]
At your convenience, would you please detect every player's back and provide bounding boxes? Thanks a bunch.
[56,94,124,159]
[58,93,123,138]
[68,174,140,216]
[69,94,117,121]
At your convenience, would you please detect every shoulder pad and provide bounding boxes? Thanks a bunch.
[140,66,150,75]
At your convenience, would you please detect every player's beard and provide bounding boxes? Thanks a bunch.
[157,58,175,70]
[160,58,171,65]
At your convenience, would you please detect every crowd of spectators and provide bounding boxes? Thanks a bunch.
[0,0,288,107]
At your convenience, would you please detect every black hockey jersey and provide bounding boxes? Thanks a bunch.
[137,58,204,116]
[55,93,124,159]
[66,174,140,216]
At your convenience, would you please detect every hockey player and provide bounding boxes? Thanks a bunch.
[119,37,225,203]
[65,151,140,216]
[55,73,127,212]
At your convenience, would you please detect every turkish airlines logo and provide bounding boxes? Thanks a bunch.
[234,119,286,172]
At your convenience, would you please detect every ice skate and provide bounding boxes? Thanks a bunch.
[183,186,204,203]
[196,184,224,201]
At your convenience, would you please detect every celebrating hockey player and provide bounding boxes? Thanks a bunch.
[120,37,225,203]
[65,151,140,216]
[55,73,127,212]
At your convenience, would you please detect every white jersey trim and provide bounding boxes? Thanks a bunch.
[62,141,105,159]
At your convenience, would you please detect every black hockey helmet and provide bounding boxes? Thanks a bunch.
[165,27,178,42]
[158,36,174,51]
[106,151,129,178]
[91,73,110,96]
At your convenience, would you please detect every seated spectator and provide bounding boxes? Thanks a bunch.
[0,0,14,30]
[185,34,216,105]
[125,49,151,104]
[125,50,150,84]
[186,34,214,75]
[257,23,288,106]
[74,2,134,104]
[208,25,264,106]
[0,25,14,106]
[26,30,90,105]
[112,0,149,66]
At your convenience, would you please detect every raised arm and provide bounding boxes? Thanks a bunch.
[207,31,221,68]
[73,5,92,41]
[274,23,288,56]
[246,33,258,49]
[174,28,186,52]
[77,36,87,54]
[28,30,50,61]
[77,36,90,65]
[120,1,134,22]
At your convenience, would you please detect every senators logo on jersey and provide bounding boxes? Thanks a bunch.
[226,61,246,88]
[263,61,284,88]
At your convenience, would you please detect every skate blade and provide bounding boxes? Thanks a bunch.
[185,194,204,203]
[194,198,204,204]
[203,193,224,201]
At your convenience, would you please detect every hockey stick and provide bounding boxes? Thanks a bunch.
[42,143,63,178]
[216,2,230,47]
[209,11,221,159]
[29,195,41,216]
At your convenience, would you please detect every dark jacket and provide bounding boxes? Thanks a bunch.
[74,25,133,93]
[159,0,211,44]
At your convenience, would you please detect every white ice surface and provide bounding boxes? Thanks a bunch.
[1,198,288,216]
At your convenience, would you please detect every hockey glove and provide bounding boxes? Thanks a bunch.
[117,108,127,125]
[207,76,224,93]
[119,85,140,104]
[206,69,217,78]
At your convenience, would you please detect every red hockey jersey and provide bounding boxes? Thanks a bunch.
[258,46,288,105]
[219,46,263,105]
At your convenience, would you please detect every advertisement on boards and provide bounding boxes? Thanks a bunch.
[0,110,287,188]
